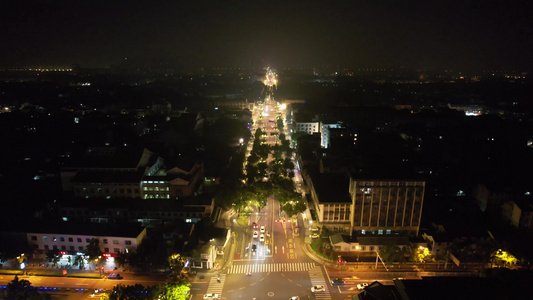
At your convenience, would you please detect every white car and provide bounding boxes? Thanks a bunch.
[260,225,265,233]
[253,231,258,238]
[310,233,319,239]
[311,285,325,292]
[259,234,265,242]
[289,297,300,300]
[203,293,220,299]
[357,283,369,290]
[310,227,319,232]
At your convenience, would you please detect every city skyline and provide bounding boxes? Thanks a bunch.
[1,0,532,72]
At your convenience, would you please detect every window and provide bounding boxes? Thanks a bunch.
[52,237,57,242]
[60,237,65,242]
[103,239,108,244]
[53,245,58,250]
[77,238,82,243]
[78,246,83,251]
[378,230,383,235]
[31,236,37,241]
[104,248,109,253]
[68,237,73,242]
[125,240,132,245]
[70,246,75,251]
[61,246,66,250]
[113,240,119,245]
[386,229,391,235]
[86,238,91,243]
[44,245,49,250]
[114,248,120,253]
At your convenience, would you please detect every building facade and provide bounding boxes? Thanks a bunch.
[27,225,146,255]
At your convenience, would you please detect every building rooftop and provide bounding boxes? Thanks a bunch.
[71,170,144,183]
[26,221,145,238]
[310,173,351,203]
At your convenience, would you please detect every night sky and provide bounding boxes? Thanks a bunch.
[1,0,532,71]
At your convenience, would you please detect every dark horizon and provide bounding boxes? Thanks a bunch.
[1,1,532,72]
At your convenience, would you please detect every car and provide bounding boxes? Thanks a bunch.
[260,225,265,233]
[251,244,257,252]
[289,297,300,300]
[311,285,325,292]
[252,222,258,229]
[310,227,319,232]
[331,278,345,285]
[259,234,265,242]
[357,283,369,290]
[107,273,122,279]
[310,233,319,239]
[203,294,220,299]
[253,231,258,238]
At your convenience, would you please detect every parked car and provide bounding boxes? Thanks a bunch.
[260,225,265,233]
[310,233,319,239]
[311,285,325,292]
[107,273,122,279]
[331,278,345,285]
[289,297,300,300]
[253,231,259,238]
[357,283,369,290]
[259,234,265,242]
[203,294,220,299]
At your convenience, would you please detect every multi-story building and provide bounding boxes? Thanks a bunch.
[308,173,352,233]
[321,123,342,148]
[26,222,146,256]
[295,121,321,135]
[306,171,425,237]
[61,146,204,201]
[349,179,425,236]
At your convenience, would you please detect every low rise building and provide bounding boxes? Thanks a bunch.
[26,222,146,256]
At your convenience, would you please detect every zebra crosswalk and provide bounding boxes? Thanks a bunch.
[308,266,332,300]
[228,262,316,274]
[205,273,226,296]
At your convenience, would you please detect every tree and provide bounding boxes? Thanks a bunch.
[283,157,294,171]
[73,255,84,269]
[86,238,102,264]
[108,284,154,300]
[161,282,191,300]
[45,250,60,265]
[247,152,260,165]
[7,275,50,300]
[115,252,128,268]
